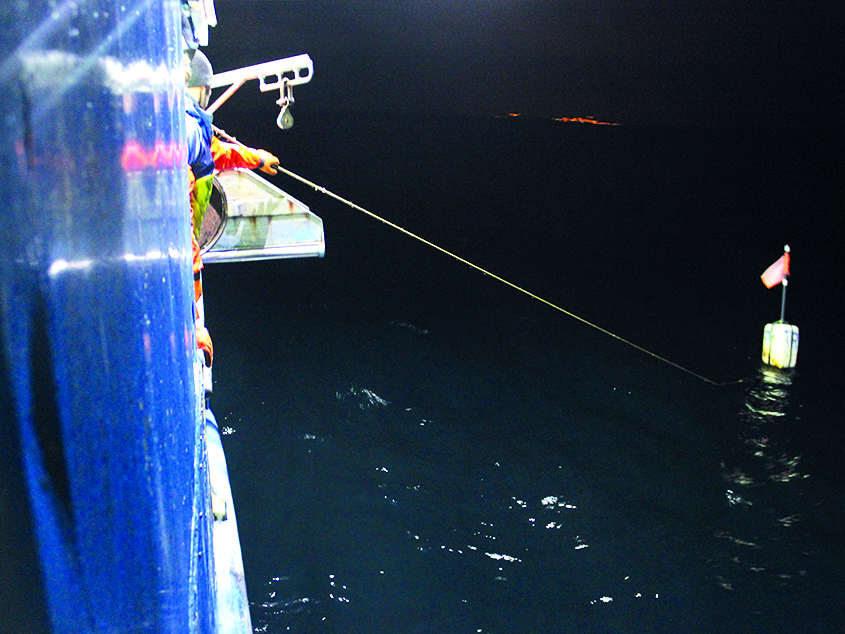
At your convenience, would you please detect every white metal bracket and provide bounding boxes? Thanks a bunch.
[206,54,313,129]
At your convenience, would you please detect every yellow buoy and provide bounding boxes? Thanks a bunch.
[760,245,797,368]
[762,321,799,368]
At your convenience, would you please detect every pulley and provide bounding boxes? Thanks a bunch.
[275,78,295,129]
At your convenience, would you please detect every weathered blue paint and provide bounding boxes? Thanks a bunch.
[1,2,215,631]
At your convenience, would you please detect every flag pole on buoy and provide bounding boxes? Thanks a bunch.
[760,245,798,368]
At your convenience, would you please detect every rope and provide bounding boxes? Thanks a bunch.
[259,157,743,386]
[212,125,240,144]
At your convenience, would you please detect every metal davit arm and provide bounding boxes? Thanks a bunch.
[206,54,314,128]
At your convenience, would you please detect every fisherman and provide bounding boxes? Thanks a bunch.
[185,49,280,365]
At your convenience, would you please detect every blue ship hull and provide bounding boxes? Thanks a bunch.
[1,2,249,631]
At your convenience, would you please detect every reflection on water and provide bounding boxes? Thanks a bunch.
[214,299,839,634]
[246,375,676,633]
[730,365,805,485]
[715,365,811,591]
[243,353,829,634]
[229,332,840,634]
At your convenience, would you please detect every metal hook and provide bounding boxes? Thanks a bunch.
[277,105,294,129]
[275,78,295,129]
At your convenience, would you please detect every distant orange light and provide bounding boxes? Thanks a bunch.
[552,116,618,126]
[498,113,619,125]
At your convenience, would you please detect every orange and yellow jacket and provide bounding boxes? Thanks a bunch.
[186,99,263,273]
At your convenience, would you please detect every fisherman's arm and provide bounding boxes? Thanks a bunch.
[210,136,279,175]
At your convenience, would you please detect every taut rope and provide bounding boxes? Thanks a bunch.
[210,129,742,387]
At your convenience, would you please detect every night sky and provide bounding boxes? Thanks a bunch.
[206,0,842,128]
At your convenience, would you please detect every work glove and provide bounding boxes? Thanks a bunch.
[196,324,213,367]
[257,149,279,175]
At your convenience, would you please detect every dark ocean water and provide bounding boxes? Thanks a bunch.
[202,114,843,634]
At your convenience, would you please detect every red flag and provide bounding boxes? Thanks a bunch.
[761,253,789,288]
